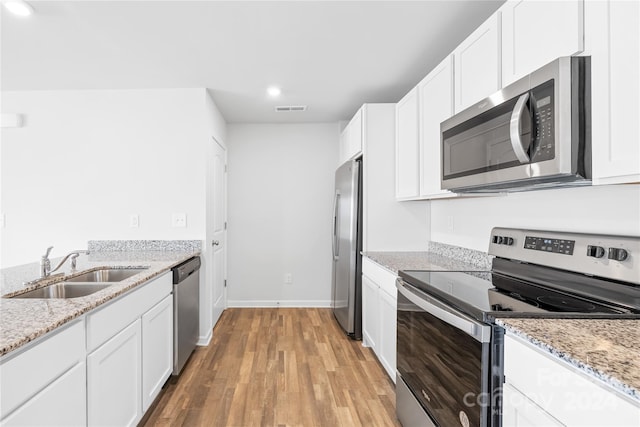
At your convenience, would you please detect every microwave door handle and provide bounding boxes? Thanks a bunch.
[509,92,531,164]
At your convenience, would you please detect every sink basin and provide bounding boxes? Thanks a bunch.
[65,268,147,283]
[11,283,112,299]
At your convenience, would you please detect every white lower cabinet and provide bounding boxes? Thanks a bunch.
[503,333,640,426]
[502,383,564,427]
[88,320,143,427]
[0,271,173,427]
[0,320,86,426]
[362,275,380,352]
[1,362,87,427]
[142,294,174,411]
[362,257,397,382]
[377,287,396,381]
[87,271,172,426]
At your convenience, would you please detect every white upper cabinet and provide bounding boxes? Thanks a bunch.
[501,0,584,86]
[588,0,640,184]
[418,56,454,198]
[395,88,420,199]
[339,108,363,165]
[453,12,501,113]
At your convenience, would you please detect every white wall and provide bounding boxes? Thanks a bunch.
[0,89,210,266]
[430,184,640,251]
[226,123,339,306]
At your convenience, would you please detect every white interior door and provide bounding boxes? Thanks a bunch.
[211,138,227,327]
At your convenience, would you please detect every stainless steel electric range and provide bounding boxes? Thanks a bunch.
[396,227,640,427]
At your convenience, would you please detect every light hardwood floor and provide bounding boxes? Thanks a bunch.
[141,308,401,427]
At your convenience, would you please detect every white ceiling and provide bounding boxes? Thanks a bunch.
[1,0,504,123]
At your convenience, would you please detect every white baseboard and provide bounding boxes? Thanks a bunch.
[197,329,212,346]
[226,300,332,308]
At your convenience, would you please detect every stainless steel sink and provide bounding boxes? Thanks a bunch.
[65,267,147,283]
[11,283,112,299]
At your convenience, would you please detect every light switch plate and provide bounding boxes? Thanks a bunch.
[172,213,187,228]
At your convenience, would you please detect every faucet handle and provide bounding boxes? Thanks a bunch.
[70,253,80,270]
[43,246,53,258]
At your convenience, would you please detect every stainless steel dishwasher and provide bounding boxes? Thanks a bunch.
[172,256,200,376]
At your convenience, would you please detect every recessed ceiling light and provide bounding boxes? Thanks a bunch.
[3,0,34,16]
[267,86,281,97]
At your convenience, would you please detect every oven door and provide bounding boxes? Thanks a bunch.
[396,280,492,427]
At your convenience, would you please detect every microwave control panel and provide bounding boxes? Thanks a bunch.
[530,79,555,162]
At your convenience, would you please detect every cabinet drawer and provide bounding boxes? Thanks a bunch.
[504,334,640,426]
[0,319,85,418]
[362,257,398,297]
[87,272,171,352]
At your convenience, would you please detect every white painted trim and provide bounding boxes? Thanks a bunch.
[227,300,332,308]
[197,329,212,347]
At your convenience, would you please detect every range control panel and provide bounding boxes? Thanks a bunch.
[489,227,639,285]
[524,236,575,255]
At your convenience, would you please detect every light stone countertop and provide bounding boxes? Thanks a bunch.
[364,242,493,274]
[0,250,199,357]
[496,318,640,402]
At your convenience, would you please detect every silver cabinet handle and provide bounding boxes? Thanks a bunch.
[212,240,220,246]
[509,92,531,164]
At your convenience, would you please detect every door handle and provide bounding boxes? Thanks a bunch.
[509,92,531,164]
[332,191,340,260]
[212,240,220,246]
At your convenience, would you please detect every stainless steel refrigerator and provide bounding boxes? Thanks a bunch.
[331,158,362,340]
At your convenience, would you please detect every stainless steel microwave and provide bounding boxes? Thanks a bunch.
[441,56,591,193]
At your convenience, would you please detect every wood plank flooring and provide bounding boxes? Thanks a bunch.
[141,308,401,427]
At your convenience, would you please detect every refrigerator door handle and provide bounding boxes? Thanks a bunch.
[332,191,340,260]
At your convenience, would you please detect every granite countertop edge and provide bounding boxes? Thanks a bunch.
[496,319,640,403]
[0,250,199,358]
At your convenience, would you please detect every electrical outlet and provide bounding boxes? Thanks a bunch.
[172,213,187,228]
[130,214,139,228]
[285,273,293,284]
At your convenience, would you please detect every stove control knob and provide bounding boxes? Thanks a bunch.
[587,245,606,258]
[495,236,504,244]
[608,247,629,261]
[505,237,514,246]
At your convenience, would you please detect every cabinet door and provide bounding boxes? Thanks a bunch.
[502,383,564,427]
[348,108,363,160]
[418,56,455,198]
[378,289,397,382]
[88,320,142,427]
[361,274,380,351]
[1,362,86,427]
[502,0,584,86]
[591,0,640,184]
[339,124,350,165]
[454,12,501,113]
[142,294,173,411]
[505,334,640,426]
[395,88,420,199]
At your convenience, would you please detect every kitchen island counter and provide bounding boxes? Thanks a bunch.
[497,318,640,403]
[0,250,199,357]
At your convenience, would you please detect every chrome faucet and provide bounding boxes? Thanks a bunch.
[40,247,89,278]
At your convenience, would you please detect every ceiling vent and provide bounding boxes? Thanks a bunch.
[275,105,307,112]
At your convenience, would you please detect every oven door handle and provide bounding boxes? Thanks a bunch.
[397,281,491,343]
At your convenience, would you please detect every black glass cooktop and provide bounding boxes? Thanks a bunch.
[398,266,640,323]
